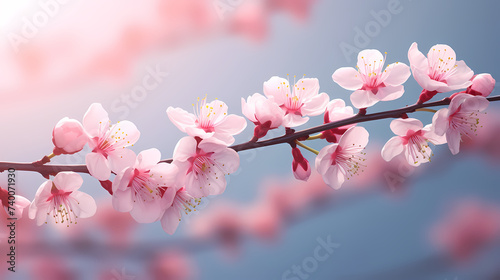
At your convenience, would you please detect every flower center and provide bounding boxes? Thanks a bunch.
[331,146,366,180]
[193,97,227,132]
[427,48,457,82]
[92,121,132,155]
[357,52,387,89]
[402,130,433,165]
[48,183,78,227]
[449,108,483,140]
[129,169,162,203]
[172,188,202,221]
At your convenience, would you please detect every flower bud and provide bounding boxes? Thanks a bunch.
[467,74,495,97]
[52,117,88,155]
[291,147,311,181]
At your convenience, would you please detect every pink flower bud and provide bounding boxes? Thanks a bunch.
[291,147,311,181]
[52,117,88,155]
[467,73,495,97]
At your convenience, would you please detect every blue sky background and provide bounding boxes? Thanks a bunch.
[2,0,500,279]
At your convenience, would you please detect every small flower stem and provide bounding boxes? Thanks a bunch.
[306,133,323,140]
[33,153,57,166]
[295,140,319,155]
[415,108,438,113]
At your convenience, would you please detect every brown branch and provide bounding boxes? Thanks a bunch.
[2,95,500,176]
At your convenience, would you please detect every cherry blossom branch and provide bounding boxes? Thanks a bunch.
[1,95,499,177]
[230,95,500,152]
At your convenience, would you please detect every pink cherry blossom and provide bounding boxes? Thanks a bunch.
[167,97,247,145]
[432,93,489,155]
[241,93,285,139]
[321,99,356,143]
[452,73,495,98]
[160,187,201,235]
[173,137,240,198]
[315,126,369,189]
[291,147,311,181]
[112,148,178,223]
[0,188,30,219]
[28,172,97,226]
[408,43,474,103]
[263,76,329,127]
[381,118,446,166]
[332,49,411,109]
[52,117,88,155]
[83,103,140,181]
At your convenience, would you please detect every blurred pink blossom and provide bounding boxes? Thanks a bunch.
[149,250,196,280]
[431,199,500,262]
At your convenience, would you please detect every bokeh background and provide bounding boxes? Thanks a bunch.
[0,0,500,279]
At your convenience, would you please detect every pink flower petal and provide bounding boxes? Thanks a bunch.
[215,114,247,135]
[86,152,111,181]
[412,68,447,91]
[376,85,405,102]
[166,107,197,133]
[293,78,320,100]
[357,49,384,75]
[428,44,456,62]
[173,137,198,162]
[322,166,344,190]
[381,136,405,162]
[332,67,363,90]
[432,108,450,136]
[184,126,213,139]
[241,96,257,122]
[446,129,462,155]
[112,167,135,192]
[390,118,423,136]
[108,148,136,174]
[444,60,473,90]
[130,199,163,223]
[460,95,489,112]
[211,148,240,174]
[338,126,369,152]
[136,148,161,171]
[112,188,134,212]
[83,103,109,138]
[111,120,140,148]
[161,206,181,235]
[263,76,289,105]
[71,191,97,218]
[315,144,337,176]
[350,89,378,109]
[408,42,428,71]
[150,163,179,187]
[185,174,206,198]
[382,62,411,86]
[53,172,83,192]
[301,92,329,116]
[282,113,308,127]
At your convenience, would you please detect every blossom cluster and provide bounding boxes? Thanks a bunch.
[2,42,495,235]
